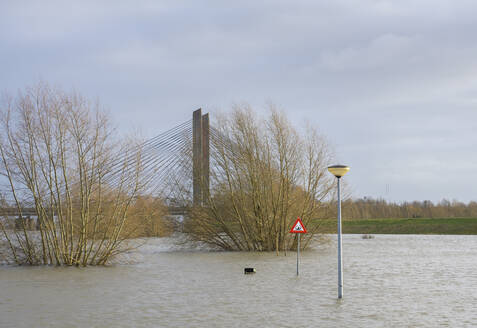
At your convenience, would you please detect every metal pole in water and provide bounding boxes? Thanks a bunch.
[337,177,343,299]
[327,164,349,299]
[297,233,300,276]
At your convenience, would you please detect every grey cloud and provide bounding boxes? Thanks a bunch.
[1,0,477,202]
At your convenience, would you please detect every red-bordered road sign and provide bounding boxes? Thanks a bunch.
[289,217,307,233]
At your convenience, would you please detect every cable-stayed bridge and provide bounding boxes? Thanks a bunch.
[0,108,217,220]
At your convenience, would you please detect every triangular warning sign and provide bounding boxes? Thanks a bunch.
[290,217,307,233]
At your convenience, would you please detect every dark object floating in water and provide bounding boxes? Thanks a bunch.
[244,268,256,274]
[362,234,374,239]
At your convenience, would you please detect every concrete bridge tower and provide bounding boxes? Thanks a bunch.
[192,108,209,205]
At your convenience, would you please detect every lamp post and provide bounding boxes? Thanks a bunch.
[327,164,350,299]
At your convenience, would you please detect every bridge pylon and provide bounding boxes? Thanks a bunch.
[192,108,210,205]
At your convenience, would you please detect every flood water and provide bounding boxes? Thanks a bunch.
[1,234,477,327]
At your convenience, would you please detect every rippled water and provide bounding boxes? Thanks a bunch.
[1,234,477,327]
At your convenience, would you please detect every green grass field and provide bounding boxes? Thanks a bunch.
[315,217,477,235]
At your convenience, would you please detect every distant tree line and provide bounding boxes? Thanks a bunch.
[331,197,477,219]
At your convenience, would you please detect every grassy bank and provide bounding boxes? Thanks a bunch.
[315,217,477,235]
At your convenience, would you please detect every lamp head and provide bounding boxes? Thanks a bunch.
[328,164,350,178]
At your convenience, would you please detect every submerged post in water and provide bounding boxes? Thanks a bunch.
[290,217,307,276]
[337,177,343,298]
[327,164,350,299]
[297,233,300,276]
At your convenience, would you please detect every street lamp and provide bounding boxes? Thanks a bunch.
[328,164,350,299]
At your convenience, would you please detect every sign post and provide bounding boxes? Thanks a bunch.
[289,217,307,276]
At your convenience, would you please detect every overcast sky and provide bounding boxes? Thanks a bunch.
[1,0,476,203]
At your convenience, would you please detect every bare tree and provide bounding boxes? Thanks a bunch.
[0,83,149,265]
[186,104,335,252]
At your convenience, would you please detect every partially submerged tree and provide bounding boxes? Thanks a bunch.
[186,105,335,252]
[0,83,154,265]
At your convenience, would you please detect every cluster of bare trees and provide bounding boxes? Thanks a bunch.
[0,83,169,266]
[331,197,477,219]
[0,84,342,261]
[186,105,335,252]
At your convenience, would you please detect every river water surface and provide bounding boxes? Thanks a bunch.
[1,234,476,327]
